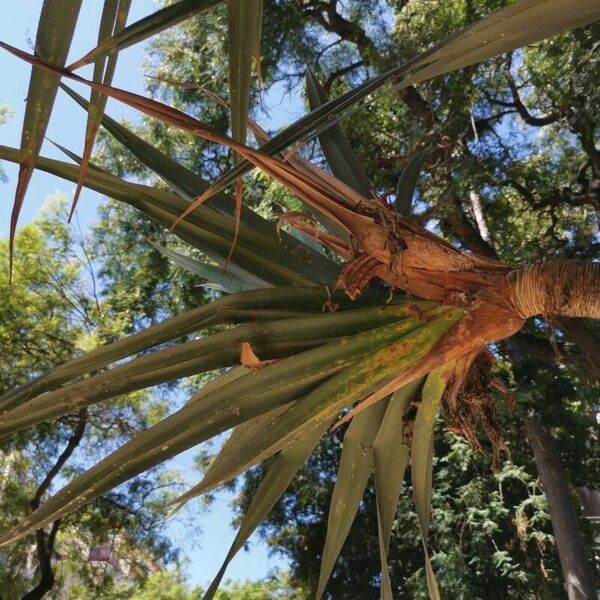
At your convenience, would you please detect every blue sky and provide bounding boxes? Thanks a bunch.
[0,1,156,235]
[0,1,288,588]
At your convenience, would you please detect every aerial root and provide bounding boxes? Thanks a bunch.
[441,350,508,470]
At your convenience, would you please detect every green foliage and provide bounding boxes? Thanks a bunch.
[0,105,12,180]
[0,202,181,597]
[69,568,307,600]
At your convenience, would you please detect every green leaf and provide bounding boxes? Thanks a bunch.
[70,0,132,220]
[68,0,224,69]
[0,307,456,546]
[394,148,428,217]
[411,363,454,600]
[316,400,389,600]
[202,418,327,600]
[305,67,372,198]
[170,308,450,512]
[227,0,262,158]
[58,90,323,288]
[0,304,425,437]
[168,308,439,508]
[8,0,82,273]
[147,240,264,292]
[0,142,338,287]
[373,379,423,599]
[0,286,352,411]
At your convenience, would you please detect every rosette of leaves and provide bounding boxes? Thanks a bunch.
[0,1,599,598]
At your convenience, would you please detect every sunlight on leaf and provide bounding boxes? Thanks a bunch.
[8,0,82,277]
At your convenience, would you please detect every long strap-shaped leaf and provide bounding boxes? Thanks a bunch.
[227,0,262,155]
[373,378,423,600]
[201,419,327,600]
[0,309,461,547]
[226,0,262,256]
[188,311,463,599]
[195,316,461,599]
[411,363,455,600]
[394,148,428,217]
[68,0,224,69]
[205,0,600,194]
[0,143,340,287]
[169,307,454,511]
[0,305,423,437]
[305,67,372,198]
[70,0,132,220]
[52,118,336,287]
[0,365,337,549]
[0,286,339,411]
[315,400,389,599]
[148,240,265,292]
[9,0,82,274]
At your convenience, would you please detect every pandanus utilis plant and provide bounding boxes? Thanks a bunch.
[0,1,598,598]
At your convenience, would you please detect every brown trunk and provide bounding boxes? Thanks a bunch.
[507,261,600,319]
[554,318,600,379]
[524,413,597,600]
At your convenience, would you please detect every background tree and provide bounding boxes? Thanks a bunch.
[0,200,183,599]
[69,567,307,599]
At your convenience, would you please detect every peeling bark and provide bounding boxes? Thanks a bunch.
[507,261,600,319]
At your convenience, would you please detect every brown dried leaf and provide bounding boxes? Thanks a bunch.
[240,341,266,369]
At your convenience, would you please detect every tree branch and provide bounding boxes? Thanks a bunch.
[21,409,87,600]
[303,0,378,63]
[505,70,560,127]
[32,409,87,507]
[323,60,363,94]
[302,0,437,129]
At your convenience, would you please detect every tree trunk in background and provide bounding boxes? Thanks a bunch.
[524,413,597,599]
